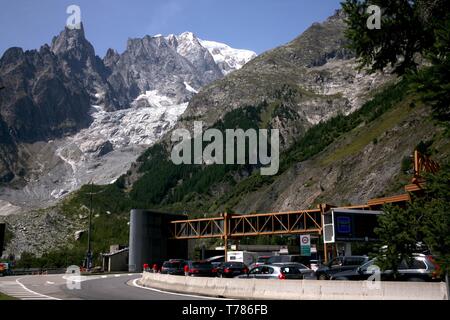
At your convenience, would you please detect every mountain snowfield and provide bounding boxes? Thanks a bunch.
[154,32,257,75]
[0,33,256,215]
[199,39,257,75]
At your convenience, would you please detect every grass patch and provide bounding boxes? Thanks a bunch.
[0,292,17,300]
[321,99,413,165]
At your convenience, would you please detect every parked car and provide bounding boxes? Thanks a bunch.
[185,261,217,277]
[237,264,313,280]
[216,262,249,278]
[331,254,441,282]
[315,256,369,280]
[248,256,271,269]
[160,260,186,275]
[267,255,316,269]
[206,256,225,268]
[0,262,10,277]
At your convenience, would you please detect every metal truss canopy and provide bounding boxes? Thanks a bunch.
[170,210,322,240]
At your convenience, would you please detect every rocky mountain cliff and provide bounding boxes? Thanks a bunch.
[0,25,256,215]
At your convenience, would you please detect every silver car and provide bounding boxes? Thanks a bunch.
[236,263,314,280]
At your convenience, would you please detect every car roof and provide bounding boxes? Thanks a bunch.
[253,264,304,269]
[272,262,309,267]
[206,255,225,261]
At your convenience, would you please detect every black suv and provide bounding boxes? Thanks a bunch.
[185,261,216,277]
[160,259,187,275]
[331,255,441,282]
[315,256,369,280]
[216,262,249,278]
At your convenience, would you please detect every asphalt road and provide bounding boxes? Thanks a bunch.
[0,273,215,300]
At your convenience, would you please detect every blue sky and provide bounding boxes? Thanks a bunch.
[0,0,342,57]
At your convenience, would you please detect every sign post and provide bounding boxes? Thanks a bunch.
[300,235,311,257]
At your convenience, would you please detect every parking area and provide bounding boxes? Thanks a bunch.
[145,252,444,284]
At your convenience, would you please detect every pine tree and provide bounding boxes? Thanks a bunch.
[374,204,422,276]
[342,0,450,129]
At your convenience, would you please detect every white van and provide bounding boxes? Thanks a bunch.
[227,251,258,266]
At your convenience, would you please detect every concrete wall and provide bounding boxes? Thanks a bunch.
[0,223,5,258]
[108,250,129,272]
[139,272,448,300]
[129,210,188,272]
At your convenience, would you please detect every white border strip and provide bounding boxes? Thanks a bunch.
[131,278,232,300]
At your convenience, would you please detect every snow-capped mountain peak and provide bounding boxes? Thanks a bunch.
[150,32,257,75]
[199,39,257,75]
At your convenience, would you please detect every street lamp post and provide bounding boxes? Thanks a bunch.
[84,183,107,271]
[86,182,94,271]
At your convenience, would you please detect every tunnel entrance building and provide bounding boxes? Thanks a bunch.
[128,210,188,272]
[0,223,5,258]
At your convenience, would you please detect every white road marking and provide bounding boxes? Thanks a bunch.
[101,276,108,278]
[46,281,55,285]
[0,279,60,300]
[114,275,121,278]
[131,278,232,300]
[15,278,61,300]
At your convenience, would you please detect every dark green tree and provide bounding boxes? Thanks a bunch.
[411,164,450,292]
[374,204,422,276]
[410,16,450,125]
[15,252,37,269]
[375,164,450,293]
[342,0,450,74]
[342,0,450,129]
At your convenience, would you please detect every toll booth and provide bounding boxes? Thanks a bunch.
[323,208,383,256]
[128,210,188,272]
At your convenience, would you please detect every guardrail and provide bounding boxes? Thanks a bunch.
[139,272,448,300]
[7,268,66,276]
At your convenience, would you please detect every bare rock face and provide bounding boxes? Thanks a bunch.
[0,114,16,183]
[0,208,82,259]
[50,23,123,111]
[0,46,92,144]
[105,32,224,108]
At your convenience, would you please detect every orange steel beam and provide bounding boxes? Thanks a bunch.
[170,210,322,240]
[170,216,223,224]
[413,150,440,183]
[367,193,411,207]
[405,183,425,193]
